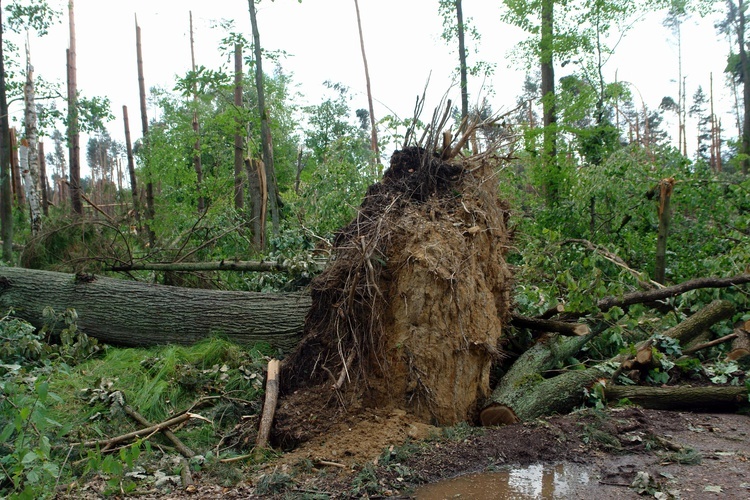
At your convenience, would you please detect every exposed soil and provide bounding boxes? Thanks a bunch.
[94,407,749,499]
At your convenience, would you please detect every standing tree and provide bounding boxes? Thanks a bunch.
[189,12,205,212]
[0,7,13,261]
[67,0,83,215]
[135,16,156,245]
[664,1,688,156]
[122,106,140,225]
[719,0,750,174]
[248,0,279,240]
[234,43,244,211]
[22,41,42,234]
[688,85,711,162]
[353,0,380,169]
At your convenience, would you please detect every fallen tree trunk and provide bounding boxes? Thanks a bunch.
[0,267,310,351]
[605,385,748,411]
[482,332,607,421]
[110,259,326,273]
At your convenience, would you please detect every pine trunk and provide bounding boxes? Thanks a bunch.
[67,1,83,215]
[234,43,244,211]
[353,0,380,171]
[122,106,140,225]
[136,18,156,245]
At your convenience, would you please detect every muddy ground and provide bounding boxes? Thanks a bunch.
[114,406,749,499]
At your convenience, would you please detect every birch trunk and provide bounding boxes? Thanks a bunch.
[23,45,42,234]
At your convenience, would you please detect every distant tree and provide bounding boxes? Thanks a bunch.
[688,86,711,161]
[353,0,380,170]
[717,0,750,174]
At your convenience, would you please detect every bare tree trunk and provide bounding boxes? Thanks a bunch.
[135,17,156,245]
[38,143,49,216]
[67,1,83,215]
[248,0,278,241]
[19,144,42,235]
[540,0,558,206]
[0,11,14,262]
[122,106,140,225]
[233,43,244,211]
[189,12,205,212]
[10,128,24,206]
[246,157,267,250]
[353,0,380,171]
[23,44,42,235]
[654,177,674,285]
[455,0,469,123]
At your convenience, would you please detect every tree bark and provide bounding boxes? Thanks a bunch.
[510,313,590,336]
[662,299,735,346]
[540,0,558,206]
[39,142,49,216]
[189,11,205,212]
[233,42,244,211]
[605,385,747,411]
[110,259,325,273]
[67,1,82,215]
[248,0,278,241]
[122,105,140,225]
[654,178,674,285]
[353,0,380,171]
[23,45,42,235]
[455,0,469,123]
[483,333,603,421]
[135,17,156,246]
[0,267,309,351]
[0,10,12,262]
[256,358,280,450]
[10,128,24,206]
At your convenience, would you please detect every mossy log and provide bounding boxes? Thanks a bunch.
[605,385,748,410]
[482,333,608,421]
[0,266,310,351]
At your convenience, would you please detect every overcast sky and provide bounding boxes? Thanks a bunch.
[10,0,736,164]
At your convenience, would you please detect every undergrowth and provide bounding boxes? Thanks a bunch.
[0,309,274,499]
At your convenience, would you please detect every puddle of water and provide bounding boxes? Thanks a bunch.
[414,463,591,499]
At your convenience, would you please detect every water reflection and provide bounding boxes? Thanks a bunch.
[415,463,591,499]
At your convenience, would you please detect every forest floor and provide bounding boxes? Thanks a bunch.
[99,407,749,499]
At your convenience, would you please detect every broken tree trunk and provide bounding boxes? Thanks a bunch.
[605,385,747,411]
[0,267,309,351]
[662,299,735,346]
[110,259,326,273]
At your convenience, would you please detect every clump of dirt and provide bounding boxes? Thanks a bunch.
[275,146,512,448]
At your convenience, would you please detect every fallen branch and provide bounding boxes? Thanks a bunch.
[605,385,748,410]
[561,238,663,290]
[510,313,590,336]
[256,359,280,450]
[661,299,735,346]
[121,403,195,458]
[683,333,739,355]
[77,412,203,448]
[596,274,750,313]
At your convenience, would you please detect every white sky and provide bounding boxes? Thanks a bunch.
[9,0,737,165]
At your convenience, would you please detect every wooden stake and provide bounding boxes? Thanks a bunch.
[256,358,280,450]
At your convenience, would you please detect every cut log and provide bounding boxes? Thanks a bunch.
[605,385,748,411]
[0,267,310,351]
